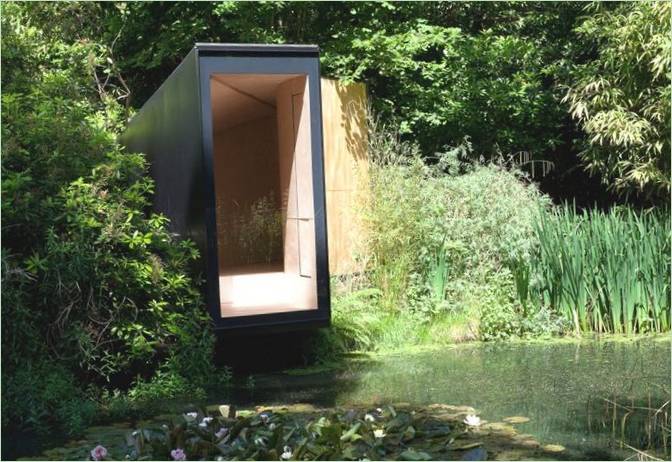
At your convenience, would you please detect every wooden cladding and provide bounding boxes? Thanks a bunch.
[321,78,369,275]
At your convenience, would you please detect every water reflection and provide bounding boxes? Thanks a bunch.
[230,338,670,460]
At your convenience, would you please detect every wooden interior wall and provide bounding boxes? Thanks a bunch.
[213,116,281,271]
[211,77,282,272]
[321,78,369,275]
[277,76,316,282]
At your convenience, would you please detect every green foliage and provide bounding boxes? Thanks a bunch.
[124,405,467,461]
[1,2,216,434]
[563,2,671,199]
[78,2,582,165]
[1,362,96,436]
[318,119,558,349]
[513,206,671,334]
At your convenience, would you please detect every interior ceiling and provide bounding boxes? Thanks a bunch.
[210,74,302,131]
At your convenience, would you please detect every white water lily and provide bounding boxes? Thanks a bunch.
[199,416,214,428]
[364,413,375,422]
[373,428,386,438]
[281,445,292,460]
[184,412,198,422]
[463,414,481,427]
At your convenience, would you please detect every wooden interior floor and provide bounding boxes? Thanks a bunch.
[218,270,317,318]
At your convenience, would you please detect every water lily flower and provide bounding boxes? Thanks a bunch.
[184,412,198,422]
[373,429,386,438]
[171,448,186,461]
[281,446,292,460]
[364,413,375,422]
[199,416,214,428]
[464,414,481,427]
[215,427,228,439]
[90,445,108,461]
[260,413,270,424]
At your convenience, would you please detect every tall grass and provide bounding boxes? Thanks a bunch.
[515,206,670,334]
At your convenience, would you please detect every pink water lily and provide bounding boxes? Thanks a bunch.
[171,448,187,461]
[90,445,108,461]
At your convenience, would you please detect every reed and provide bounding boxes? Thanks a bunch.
[516,205,670,334]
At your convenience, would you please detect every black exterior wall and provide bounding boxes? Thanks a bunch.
[120,44,330,332]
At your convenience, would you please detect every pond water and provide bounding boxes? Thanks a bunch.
[224,336,670,460]
[8,336,671,460]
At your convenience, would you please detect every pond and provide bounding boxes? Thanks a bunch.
[226,336,670,460]
[9,336,671,460]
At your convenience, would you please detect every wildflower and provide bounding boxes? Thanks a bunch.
[364,413,375,422]
[90,445,108,461]
[199,416,214,428]
[184,412,198,422]
[215,427,229,440]
[260,413,270,424]
[269,423,277,431]
[281,445,292,460]
[463,415,481,427]
[171,448,187,461]
[373,429,386,438]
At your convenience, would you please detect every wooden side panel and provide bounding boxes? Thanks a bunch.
[321,78,369,275]
[277,76,316,280]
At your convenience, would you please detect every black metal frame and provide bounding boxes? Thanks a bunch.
[121,43,330,331]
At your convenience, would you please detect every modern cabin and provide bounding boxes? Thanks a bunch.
[120,43,330,331]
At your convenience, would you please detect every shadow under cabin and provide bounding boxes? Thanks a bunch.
[120,43,330,331]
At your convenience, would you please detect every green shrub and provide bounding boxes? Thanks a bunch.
[1,362,96,436]
[332,118,556,348]
[1,3,217,434]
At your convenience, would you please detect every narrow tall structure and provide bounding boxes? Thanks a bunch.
[121,44,330,331]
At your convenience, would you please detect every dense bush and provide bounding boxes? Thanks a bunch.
[1,3,215,435]
[317,119,563,352]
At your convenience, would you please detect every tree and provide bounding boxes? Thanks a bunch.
[563,1,671,200]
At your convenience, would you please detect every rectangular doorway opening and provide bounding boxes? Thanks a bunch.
[210,73,318,318]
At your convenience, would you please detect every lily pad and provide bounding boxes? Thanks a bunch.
[452,442,483,450]
[461,447,488,461]
[400,449,433,460]
[503,416,530,424]
[542,444,565,453]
